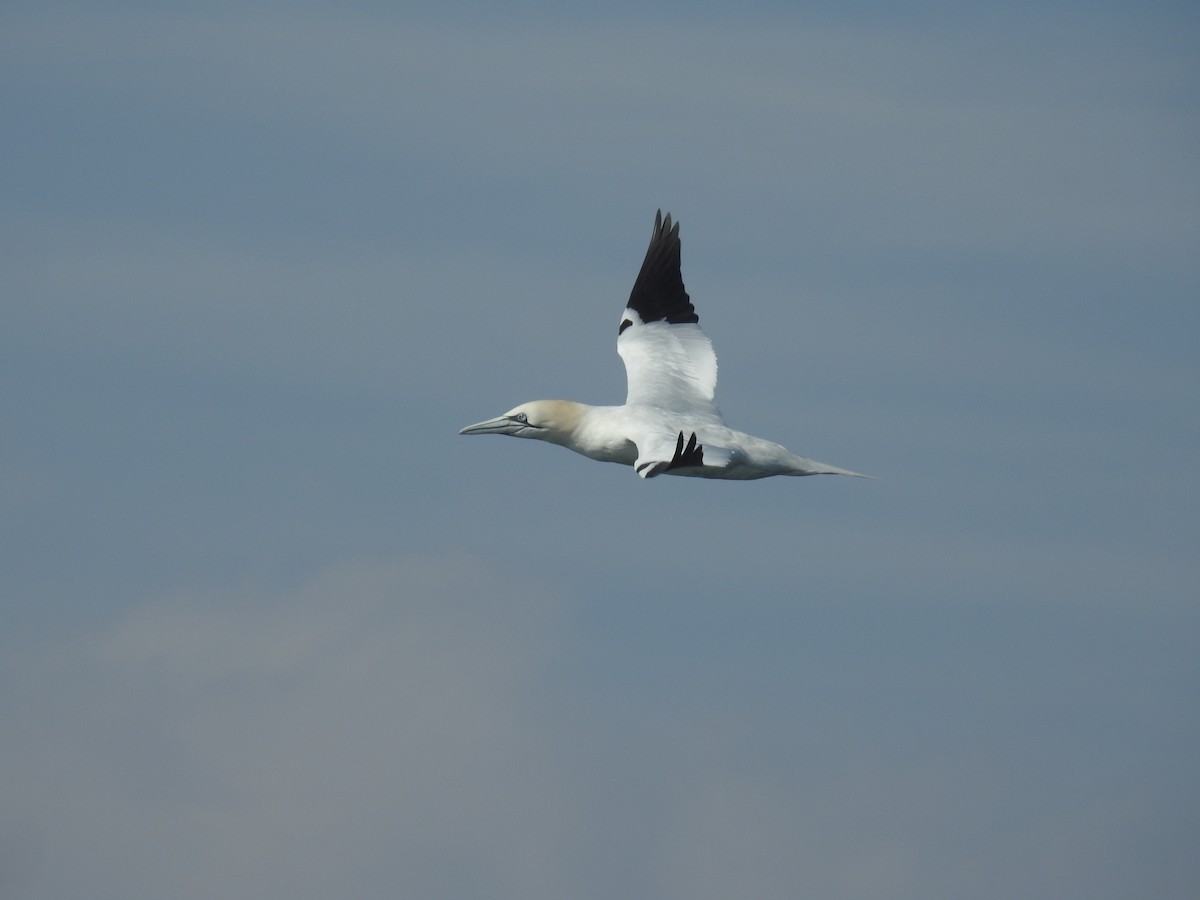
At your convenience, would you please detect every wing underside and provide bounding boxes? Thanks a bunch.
[618,318,719,413]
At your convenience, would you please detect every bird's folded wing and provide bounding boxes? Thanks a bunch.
[632,429,735,479]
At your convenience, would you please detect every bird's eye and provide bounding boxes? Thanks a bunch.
[514,413,528,423]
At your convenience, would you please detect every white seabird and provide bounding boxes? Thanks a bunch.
[460,211,867,481]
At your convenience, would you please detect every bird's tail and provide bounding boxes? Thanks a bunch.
[789,457,873,478]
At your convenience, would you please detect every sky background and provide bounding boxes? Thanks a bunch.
[2,2,1198,898]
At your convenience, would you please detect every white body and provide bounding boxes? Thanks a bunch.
[560,402,861,480]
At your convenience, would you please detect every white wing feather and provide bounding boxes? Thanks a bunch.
[617,316,721,419]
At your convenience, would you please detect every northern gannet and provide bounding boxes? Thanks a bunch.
[460,211,867,480]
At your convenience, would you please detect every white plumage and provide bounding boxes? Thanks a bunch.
[460,211,867,481]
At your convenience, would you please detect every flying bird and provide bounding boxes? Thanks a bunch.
[460,211,867,480]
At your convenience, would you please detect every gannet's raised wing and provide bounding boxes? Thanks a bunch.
[616,211,721,420]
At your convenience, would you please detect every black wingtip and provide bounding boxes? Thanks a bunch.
[653,209,680,243]
[625,210,698,326]
[666,430,705,471]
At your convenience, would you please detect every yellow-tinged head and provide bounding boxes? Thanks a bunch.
[459,400,586,445]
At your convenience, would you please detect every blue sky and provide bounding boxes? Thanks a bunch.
[2,3,1198,898]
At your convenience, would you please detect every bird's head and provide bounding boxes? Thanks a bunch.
[459,400,585,444]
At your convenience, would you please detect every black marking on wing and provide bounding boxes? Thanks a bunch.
[635,431,706,478]
[619,318,633,335]
[666,431,705,470]
[624,210,698,329]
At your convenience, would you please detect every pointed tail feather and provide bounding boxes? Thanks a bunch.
[790,457,873,478]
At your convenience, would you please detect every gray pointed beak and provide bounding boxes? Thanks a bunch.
[459,415,519,436]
